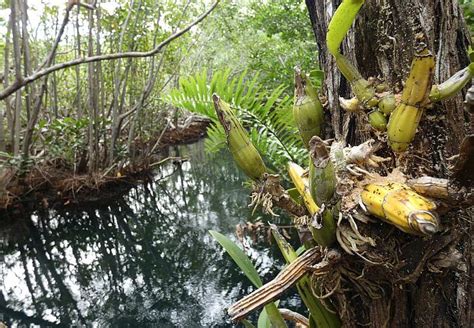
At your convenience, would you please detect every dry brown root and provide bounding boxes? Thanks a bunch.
[249,189,279,217]
[235,221,269,247]
[309,252,391,327]
[251,173,307,218]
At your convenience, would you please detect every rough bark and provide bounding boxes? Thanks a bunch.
[305,0,471,327]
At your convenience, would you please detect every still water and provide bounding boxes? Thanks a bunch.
[0,141,301,327]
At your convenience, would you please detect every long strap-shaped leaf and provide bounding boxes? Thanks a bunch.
[326,1,377,106]
[228,247,324,322]
[327,0,365,57]
[210,230,287,327]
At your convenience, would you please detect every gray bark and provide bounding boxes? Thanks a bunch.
[11,0,22,156]
[0,9,13,153]
[20,0,32,121]
[305,0,471,327]
[75,4,82,119]
[87,4,98,173]
[109,0,137,166]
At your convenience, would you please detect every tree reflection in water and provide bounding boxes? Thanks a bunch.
[0,141,300,327]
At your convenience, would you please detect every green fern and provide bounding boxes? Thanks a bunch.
[167,68,308,174]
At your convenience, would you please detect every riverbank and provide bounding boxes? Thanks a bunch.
[0,116,210,212]
[0,139,288,327]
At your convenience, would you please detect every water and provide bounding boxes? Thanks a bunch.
[0,141,302,327]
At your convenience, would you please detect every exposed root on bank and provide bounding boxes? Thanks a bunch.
[0,115,211,211]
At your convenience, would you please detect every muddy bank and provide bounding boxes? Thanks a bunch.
[0,116,211,212]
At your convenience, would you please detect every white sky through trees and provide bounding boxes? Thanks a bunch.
[0,0,121,38]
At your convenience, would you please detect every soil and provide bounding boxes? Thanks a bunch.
[0,115,211,213]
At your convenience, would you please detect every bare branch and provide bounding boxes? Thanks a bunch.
[38,0,83,70]
[0,0,220,100]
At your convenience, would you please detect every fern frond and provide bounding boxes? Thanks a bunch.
[205,121,227,153]
[166,68,311,175]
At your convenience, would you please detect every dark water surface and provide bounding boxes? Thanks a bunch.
[0,141,301,327]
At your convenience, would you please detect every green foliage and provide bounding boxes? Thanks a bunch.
[209,230,263,288]
[38,117,90,167]
[242,319,257,328]
[182,0,318,90]
[0,151,34,175]
[209,230,287,327]
[326,0,365,56]
[460,0,474,35]
[257,307,271,328]
[168,68,308,172]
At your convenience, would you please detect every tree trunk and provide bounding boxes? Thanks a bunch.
[305,0,471,327]
[20,0,32,122]
[87,6,98,173]
[11,0,22,156]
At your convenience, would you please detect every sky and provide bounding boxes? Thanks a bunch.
[0,0,121,38]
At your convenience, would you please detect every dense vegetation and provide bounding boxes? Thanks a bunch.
[0,1,313,168]
[0,0,472,327]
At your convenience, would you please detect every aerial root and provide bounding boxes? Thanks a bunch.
[249,189,279,217]
[340,267,385,299]
[336,213,382,265]
[311,270,341,299]
[347,214,376,247]
[346,163,374,177]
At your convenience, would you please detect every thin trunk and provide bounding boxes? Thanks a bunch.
[108,0,140,166]
[20,0,32,122]
[11,0,23,156]
[109,61,132,165]
[75,4,82,119]
[85,1,100,172]
[127,51,164,157]
[21,2,82,160]
[51,71,58,118]
[51,15,59,119]
[0,101,4,153]
[0,10,13,153]
[305,0,471,327]
[87,5,98,173]
[95,6,103,165]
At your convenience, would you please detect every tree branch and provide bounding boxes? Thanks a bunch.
[0,0,220,100]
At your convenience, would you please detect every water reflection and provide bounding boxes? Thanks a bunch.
[0,141,299,327]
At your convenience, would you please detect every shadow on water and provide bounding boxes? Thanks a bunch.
[0,141,302,327]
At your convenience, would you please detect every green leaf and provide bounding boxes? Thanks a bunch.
[257,300,283,328]
[287,188,303,205]
[327,0,365,56]
[209,230,262,288]
[469,47,474,63]
[242,319,257,328]
[211,230,287,327]
[270,224,298,263]
[257,308,271,328]
[309,69,324,86]
[295,245,306,256]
